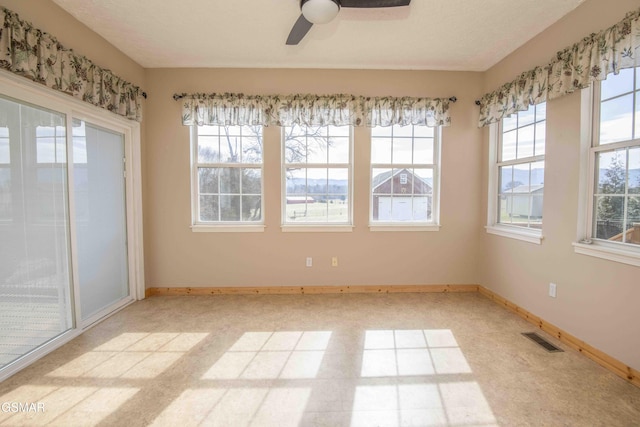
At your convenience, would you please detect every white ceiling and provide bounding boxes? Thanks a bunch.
[52,0,585,71]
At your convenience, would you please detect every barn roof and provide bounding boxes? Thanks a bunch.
[510,184,544,194]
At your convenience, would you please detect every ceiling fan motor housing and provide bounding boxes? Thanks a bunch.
[301,0,341,24]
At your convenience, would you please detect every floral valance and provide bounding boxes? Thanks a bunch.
[478,7,640,127]
[0,7,144,122]
[177,93,452,128]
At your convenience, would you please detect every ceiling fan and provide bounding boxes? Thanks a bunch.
[286,0,411,45]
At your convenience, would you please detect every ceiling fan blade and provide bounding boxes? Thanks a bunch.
[286,14,314,45]
[340,0,410,8]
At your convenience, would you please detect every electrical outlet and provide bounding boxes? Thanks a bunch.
[306,257,312,267]
[549,282,557,298]
[331,257,338,267]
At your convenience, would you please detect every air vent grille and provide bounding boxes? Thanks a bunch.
[522,332,564,352]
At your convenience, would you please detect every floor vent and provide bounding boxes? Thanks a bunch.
[522,332,564,352]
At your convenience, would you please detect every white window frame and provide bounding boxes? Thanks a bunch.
[190,125,265,233]
[486,104,546,245]
[369,124,441,232]
[574,78,640,267]
[0,70,145,382]
[281,125,353,232]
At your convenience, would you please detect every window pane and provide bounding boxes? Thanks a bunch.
[242,195,261,221]
[498,194,510,224]
[372,168,392,194]
[413,138,434,164]
[599,94,633,145]
[220,168,241,194]
[596,151,626,194]
[413,168,433,196]
[534,121,546,156]
[199,168,218,194]
[328,137,349,164]
[535,102,547,123]
[629,147,640,194]
[328,168,348,195]
[413,126,434,137]
[518,107,535,127]
[198,135,220,163]
[328,125,350,137]
[371,137,392,164]
[219,133,240,163]
[502,114,517,133]
[327,198,348,222]
[594,196,624,239]
[508,195,531,226]
[286,168,306,196]
[530,195,544,229]
[517,124,534,159]
[307,168,327,194]
[530,161,545,187]
[393,125,413,137]
[626,196,640,244]
[241,134,262,164]
[601,68,634,100]
[220,195,240,221]
[392,168,412,195]
[372,126,392,137]
[307,137,328,164]
[200,195,219,221]
[499,165,514,193]
[501,130,516,162]
[514,162,531,187]
[241,168,261,194]
[392,138,412,164]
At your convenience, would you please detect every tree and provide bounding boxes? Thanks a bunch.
[597,153,625,221]
[197,125,337,221]
[504,180,523,191]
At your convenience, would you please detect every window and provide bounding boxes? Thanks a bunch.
[588,67,640,248]
[282,125,351,227]
[192,125,263,228]
[487,103,546,243]
[370,125,440,228]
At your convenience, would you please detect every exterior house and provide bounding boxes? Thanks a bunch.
[372,168,432,221]
[504,184,544,218]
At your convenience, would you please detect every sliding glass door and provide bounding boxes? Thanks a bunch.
[0,96,73,369]
[0,80,141,379]
[73,120,130,322]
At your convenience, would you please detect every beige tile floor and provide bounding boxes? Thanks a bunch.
[0,292,639,426]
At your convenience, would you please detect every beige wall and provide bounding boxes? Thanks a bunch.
[144,68,483,287]
[480,0,640,370]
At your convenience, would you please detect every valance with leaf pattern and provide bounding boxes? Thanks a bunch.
[177,93,452,128]
[0,7,144,122]
[478,7,640,127]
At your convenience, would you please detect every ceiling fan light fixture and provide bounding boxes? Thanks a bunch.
[301,0,340,24]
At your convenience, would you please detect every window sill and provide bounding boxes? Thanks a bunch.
[369,224,440,232]
[485,225,543,244]
[572,241,640,268]
[281,225,353,233]
[191,224,265,233]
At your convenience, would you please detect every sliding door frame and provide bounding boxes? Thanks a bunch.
[0,70,145,381]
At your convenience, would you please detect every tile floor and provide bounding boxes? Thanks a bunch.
[0,292,639,426]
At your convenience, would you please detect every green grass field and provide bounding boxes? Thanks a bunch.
[286,201,349,222]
